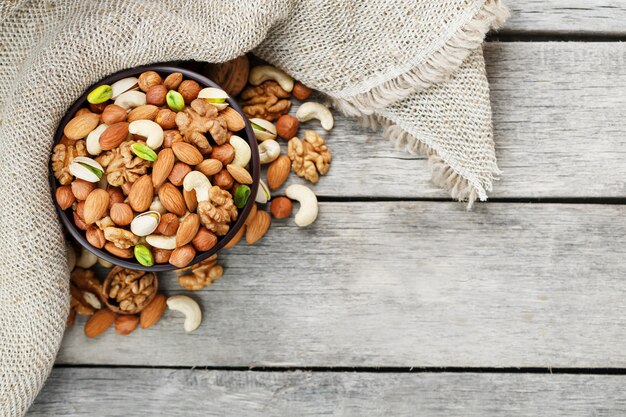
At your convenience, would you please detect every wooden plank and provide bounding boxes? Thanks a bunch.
[503,1,626,35]
[29,368,626,416]
[57,202,626,367]
[281,42,626,199]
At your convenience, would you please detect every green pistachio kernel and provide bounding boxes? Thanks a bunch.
[87,85,112,104]
[251,122,267,132]
[166,90,185,111]
[79,162,103,179]
[234,184,251,209]
[204,98,226,104]
[134,244,154,267]
[131,142,158,162]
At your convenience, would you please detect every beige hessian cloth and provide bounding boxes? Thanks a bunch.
[0,1,508,415]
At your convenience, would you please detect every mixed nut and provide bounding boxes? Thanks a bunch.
[58,55,335,338]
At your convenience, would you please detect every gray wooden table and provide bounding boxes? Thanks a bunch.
[29,3,626,416]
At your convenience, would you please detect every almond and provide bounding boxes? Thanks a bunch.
[192,227,218,251]
[158,183,186,216]
[140,293,167,329]
[115,315,139,336]
[168,162,191,186]
[84,308,116,338]
[55,185,75,210]
[128,175,153,212]
[104,242,133,258]
[127,104,159,122]
[196,159,222,176]
[64,112,100,140]
[183,188,197,212]
[110,202,134,226]
[152,148,175,187]
[176,213,200,247]
[210,143,235,165]
[169,244,196,268]
[157,213,179,236]
[267,155,290,190]
[172,142,203,165]
[99,122,130,150]
[246,210,270,244]
[224,225,245,249]
[245,203,258,227]
[220,107,245,131]
[71,179,95,201]
[226,164,253,185]
[86,226,106,248]
[101,104,127,124]
[83,189,109,224]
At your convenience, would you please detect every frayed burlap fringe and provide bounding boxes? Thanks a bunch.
[333,0,509,118]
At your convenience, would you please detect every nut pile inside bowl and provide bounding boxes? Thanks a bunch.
[58,56,337,337]
[53,69,256,268]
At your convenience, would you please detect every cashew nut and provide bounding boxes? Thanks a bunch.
[145,234,177,250]
[285,184,318,227]
[229,135,251,167]
[296,102,334,131]
[256,179,271,204]
[167,295,202,332]
[114,90,146,109]
[258,140,280,164]
[249,65,294,92]
[86,123,108,155]
[76,247,98,268]
[128,120,163,149]
[110,77,138,99]
[183,171,211,202]
[250,118,277,141]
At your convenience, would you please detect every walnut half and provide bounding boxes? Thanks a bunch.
[287,130,332,184]
[240,80,291,121]
[52,140,87,185]
[197,186,238,236]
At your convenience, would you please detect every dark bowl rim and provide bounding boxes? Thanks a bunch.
[50,64,260,272]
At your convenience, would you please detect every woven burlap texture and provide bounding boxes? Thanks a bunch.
[0,1,507,415]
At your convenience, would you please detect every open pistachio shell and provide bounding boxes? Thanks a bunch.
[255,179,271,204]
[69,156,104,183]
[130,211,161,237]
[198,87,229,110]
[250,118,277,141]
[110,77,139,99]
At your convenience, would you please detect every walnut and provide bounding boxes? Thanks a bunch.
[96,216,115,231]
[103,227,139,249]
[197,186,238,236]
[240,80,291,121]
[287,130,332,183]
[103,267,157,313]
[176,254,224,291]
[51,140,87,185]
[175,99,228,153]
[96,141,150,187]
[69,268,103,319]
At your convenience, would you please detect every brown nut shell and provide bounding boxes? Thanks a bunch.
[168,162,192,186]
[101,104,128,124]
[86,226,106,248]
[292,81,313,100]
[157,213,179,236]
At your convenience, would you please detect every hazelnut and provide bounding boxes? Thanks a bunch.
[55,185,75,210]
[110,203,134,226]
[213,169,234,190]
[114,315,139,336]
[155,109,177,129]
[164,72,183,90]
[157,213,179,236]
[73,211,88,231]
[178,80,201,104]
[292,81,312,100]
[88,101,108,114]
[192,227,218,251]
[106,187,125,208]
[75,108,93,117]
[163,130,183,148]
[276,115,298,140]
[138,71,162,92]
[270,196,293,219]
[168,162,191,186]
[86,226,106,248]
[101,104,127,124]
[169,244,196,268]
[71,179,95,201]
[76,201,85,219]
[210,143,235,165]
[153,248,173,264]
[146,85,168,107]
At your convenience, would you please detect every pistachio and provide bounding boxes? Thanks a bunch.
[166,90,185,111]
[255,179,271,204]
[130,211,160,237]
[131,142,158,162]
[234,185,251,209]
[197,87,229,110]
[110,77,138,99]
[69,156,104,183]
[250,118,277,141]
[87,85,113,104]
[134,244,154,267]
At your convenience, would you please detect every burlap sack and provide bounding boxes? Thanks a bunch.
[0,1,507,415]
